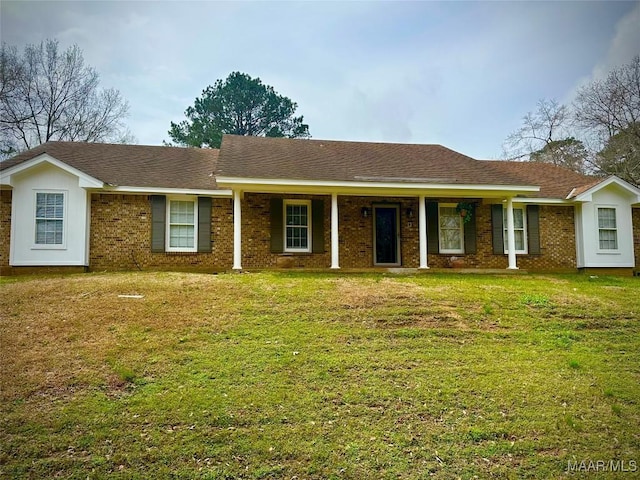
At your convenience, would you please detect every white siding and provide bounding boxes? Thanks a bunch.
[576,184,635,268]
[10,162,89,266]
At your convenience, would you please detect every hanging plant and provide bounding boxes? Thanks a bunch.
[455,202,474,224]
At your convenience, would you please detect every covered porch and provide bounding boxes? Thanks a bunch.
[224,182,565,272]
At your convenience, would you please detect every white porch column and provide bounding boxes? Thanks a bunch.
[505,197,518,270]
[330,193,340,269]
[418,195,429,269]
[232,190,242,270]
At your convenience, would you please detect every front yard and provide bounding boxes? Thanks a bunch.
[1,272,638,479]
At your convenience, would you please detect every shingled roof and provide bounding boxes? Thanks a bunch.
[483,160,599,198]
[0,142,220,190]
[1,136,603,199]
[217,135,531,186]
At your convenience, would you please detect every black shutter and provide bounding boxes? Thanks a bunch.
[198,197,212,253]
[426,201,439,254]
[270,198,284,253]
[491,204,504,255]
[150,195,166,253]
[312,199,325,253]
[527,205,541,255]
[464,208,477,254]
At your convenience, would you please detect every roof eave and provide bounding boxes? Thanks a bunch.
[215,176,540,198]
[0,153,103,188]
[572,175,640,203]
[102,185,232,196]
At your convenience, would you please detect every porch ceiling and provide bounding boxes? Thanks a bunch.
[215,176,540,199]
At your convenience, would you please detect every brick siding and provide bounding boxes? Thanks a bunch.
[0,189,11,272]
[242,193,332,268]
[242,193,577,271]
[89,194,233,271]
[0,190,591,273]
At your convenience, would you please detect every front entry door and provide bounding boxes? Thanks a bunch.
[374,205,400,266]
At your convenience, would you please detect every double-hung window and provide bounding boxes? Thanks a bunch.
[34,191,65,247]
[284,200,311,252]
[167,198,197,252]
[597,207,617,250]
[439,204,464,254]
[503,207,527,254]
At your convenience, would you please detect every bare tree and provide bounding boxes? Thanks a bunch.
[575,55,640,139]
[575,55,640,185]
[0,39,131,158]
[502,99,586,172]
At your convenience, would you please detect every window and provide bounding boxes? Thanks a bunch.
[284,200,311,252]
[35,192,64,246]
[503,207,527,254]
[439,205,464,254]
[597,207,617,250]
[167,198,197,252]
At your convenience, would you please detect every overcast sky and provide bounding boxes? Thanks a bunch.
[1,1,639,159]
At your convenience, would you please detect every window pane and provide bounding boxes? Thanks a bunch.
[36,193,64,219]
[514,209,524,229]
[35,219,63,244]
[286,226,308,249]
[439,207,457,227]
[504,231,525,251]
[599,229,617,249]
[514,230,525,251]
[170,201,194,224]
[598,208,616,229]
[503,208,524,228]
[286,204,308,226]
[441,228,461,250]
[285,203,309,250]
[35,193,64,245]
[503,207,526,252]
[170,225,194,248]
[439,207,462,251]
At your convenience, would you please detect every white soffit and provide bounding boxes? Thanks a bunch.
[216,176,541,198]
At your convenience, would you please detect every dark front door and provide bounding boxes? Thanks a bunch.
[374,205,400,265]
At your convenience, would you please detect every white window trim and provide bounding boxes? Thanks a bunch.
[596,205,619,254]
[283,199,312,253]
[503,205,528,255]
[166,196,198,253]
[438,203,464,254]
[32,189,67,250]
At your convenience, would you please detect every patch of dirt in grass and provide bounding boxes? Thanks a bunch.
[330,278,503,332]
[0,273,242,402]
[333,278,428,309]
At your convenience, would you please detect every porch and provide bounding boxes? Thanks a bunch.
[230,192,577,272]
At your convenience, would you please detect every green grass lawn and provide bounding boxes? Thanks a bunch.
[1,272,639,479]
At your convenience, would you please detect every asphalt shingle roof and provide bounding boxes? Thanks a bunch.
[483,160,599,198]
[0,142,220,190]
[1,136,602,199]
[217,135,530,186]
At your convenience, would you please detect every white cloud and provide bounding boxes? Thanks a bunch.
[594,1,640,79]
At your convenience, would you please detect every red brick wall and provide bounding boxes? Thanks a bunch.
[89,194,233,271]
[242,193,332,268]
[448,203,577,271]
[241,194,577,271]
[0,189,11,271]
